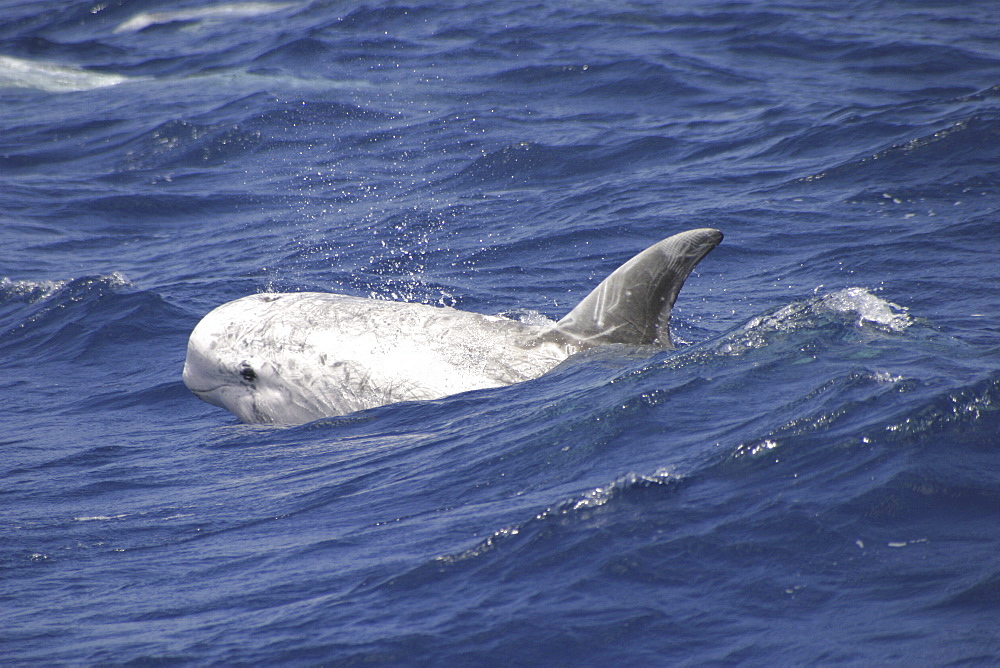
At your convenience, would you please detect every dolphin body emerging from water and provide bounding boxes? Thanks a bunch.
[183,228,722,424]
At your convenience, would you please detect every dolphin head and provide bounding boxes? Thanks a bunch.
[182,295,324,424]
[182,346,272,424]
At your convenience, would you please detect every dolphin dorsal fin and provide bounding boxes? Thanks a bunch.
[538,228,722,348]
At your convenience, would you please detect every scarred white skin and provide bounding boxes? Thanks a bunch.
[183,228,722,424]
[183,293,570,423]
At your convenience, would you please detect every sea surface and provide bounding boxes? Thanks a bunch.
[2,0,999,664]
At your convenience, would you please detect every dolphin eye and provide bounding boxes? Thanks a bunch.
[240,365,257,382]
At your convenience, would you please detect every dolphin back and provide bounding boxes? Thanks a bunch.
[539,228,722,348]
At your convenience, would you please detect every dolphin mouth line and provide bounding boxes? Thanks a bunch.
[187,384,226,396]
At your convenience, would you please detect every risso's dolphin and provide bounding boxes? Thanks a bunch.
[183,228,722,424]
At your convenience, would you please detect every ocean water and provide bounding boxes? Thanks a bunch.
[2,0,999,663]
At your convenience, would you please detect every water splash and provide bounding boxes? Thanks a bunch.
[745,287,910,334]
[0,277,67,304]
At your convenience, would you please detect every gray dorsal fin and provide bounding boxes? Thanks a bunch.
[537,228,723,348]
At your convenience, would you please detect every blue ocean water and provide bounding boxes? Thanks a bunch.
[2,0,999,663]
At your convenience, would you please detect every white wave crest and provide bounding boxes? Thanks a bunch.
[0,272,131,304]
[816,287,910,330]
[114,2,301,34]
[745,287,911,334]
[0,277,66,302]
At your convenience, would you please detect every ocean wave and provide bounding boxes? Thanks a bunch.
[837,41,998,77]
[726,372,1000,526]
[0,273,191,364]
[122,118,264,170]
[688,287,912,362]
[377,468,682,580]
[3,0,999,663]
[1,272,130,304]
[0,276,69,304]
[747,287,910,333]
[796,114,1000,197]
[445,137,686,189]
